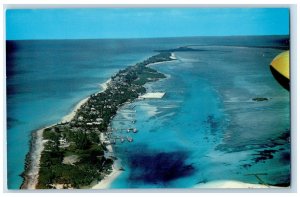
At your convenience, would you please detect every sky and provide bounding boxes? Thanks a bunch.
[6,8,290,40]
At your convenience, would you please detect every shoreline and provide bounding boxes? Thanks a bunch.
[21,52,175,189]
[91,54,177,189]
[21,78,112,189]
[90,133,123,189]
[61,79,111,123]
[91,168,122,189]
[193,180,281,188]
[21,128,44,189]
[146,53,177,67]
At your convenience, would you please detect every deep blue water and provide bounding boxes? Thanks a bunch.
[6,36,290,189]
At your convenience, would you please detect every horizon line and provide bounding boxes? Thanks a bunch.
[6,34,290,41]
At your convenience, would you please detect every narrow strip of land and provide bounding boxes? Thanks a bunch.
[21,52,175,189]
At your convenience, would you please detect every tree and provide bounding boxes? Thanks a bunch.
[74,132,91,150]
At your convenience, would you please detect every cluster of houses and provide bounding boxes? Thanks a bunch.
[49,52,172,151]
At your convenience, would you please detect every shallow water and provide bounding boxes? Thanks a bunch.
[110,60,224,188]
[110,45,290,188]
[6,36,290,189]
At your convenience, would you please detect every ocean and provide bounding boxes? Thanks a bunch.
[6,36,290,189]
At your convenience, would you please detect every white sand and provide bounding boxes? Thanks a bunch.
[100,78,111,90]
[61,97,89,123]
[139,92,165,99]
[61,79,112,123]
[91,133,123,189]
[170,52,176,60]
[24,125,55,189]
[194,180,280,189]
[24,129,44,189]
[23,78,112,189]
[91,168,122,189]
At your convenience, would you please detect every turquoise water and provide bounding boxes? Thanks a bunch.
[110,45,290,188]
[6,36,290,189]
[6,39,156,189]
[110,61,224,188]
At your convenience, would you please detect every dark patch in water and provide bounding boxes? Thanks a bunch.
[196,178,208,184]
[7,117,23,129]
[241,164,252,169]
[279,152,290,165]
[252,149,277,163]
[127,151,194,185]
[217,129,290,153]
[205,115,218,134]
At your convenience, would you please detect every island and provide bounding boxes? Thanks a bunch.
[156,46,208,52]
[252,97,269,102]
[21,52,175,189]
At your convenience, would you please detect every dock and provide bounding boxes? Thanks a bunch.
[139,92,165,99]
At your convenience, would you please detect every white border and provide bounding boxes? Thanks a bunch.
[1,1,299,196]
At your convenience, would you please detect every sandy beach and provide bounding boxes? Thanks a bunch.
[62,78,112,123]
[91,162,122,189]
[21,128,44,189]
[61,97,89,123]
[22,78,112,189]
[100,78,111,90]
[194,180,280,189]
[91,133,123,189]
[170,52,176,60]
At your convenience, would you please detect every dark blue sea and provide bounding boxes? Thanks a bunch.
[6,36,290,189]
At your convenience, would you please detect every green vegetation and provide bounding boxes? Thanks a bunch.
[37,126,110,189]
[32,52,174,189]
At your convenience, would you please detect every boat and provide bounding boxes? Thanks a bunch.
[127,136,133,142]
